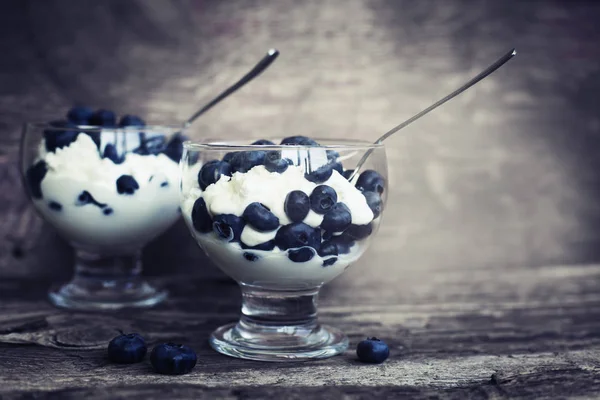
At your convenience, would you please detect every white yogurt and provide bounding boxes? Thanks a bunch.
[181,164,378,288]
[32,134,180,252]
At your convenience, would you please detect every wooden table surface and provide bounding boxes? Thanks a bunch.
[2,0,600,398]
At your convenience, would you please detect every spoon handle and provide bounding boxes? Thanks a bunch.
[184,49,280,127]
[347,48,517,182]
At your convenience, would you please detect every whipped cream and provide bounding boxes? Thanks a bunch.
[33,134,180,252]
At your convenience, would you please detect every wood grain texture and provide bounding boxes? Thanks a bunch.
[1,0,600,398]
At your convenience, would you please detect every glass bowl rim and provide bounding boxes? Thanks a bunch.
[183,138,384,151]
[24,122,184,133]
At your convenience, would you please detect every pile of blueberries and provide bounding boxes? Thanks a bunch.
[25,106,183,207]
[191,136,385,266]
[107,332,389,374]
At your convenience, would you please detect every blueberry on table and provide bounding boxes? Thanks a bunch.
[355,170,385,194]
[66,106,94,125]
[284,190,310,222]
[150,343,197,375]
[305,163,333,183]
[264,151,290,173]
[89,109,117,127]
[344,223,373,240]
[119,114,146,127]
[230,151,266,173]
[191,198,213,233]
[116,175,139,195]
[43,120,78,152]
[213,214,245,242]
[107,333,147,364]
[309,185,338,214]
[163,133,187,162]
[280,136,320,146]
[26,160,48,199]
[103,144,124,164]
[242,202,279,231]
[362,191,382,218]
[274,222,321,250]
[198,160,232,190]
[356,337,389,364]
[321,202,352,232]
[288,247,316,262]
[251,139,275,145]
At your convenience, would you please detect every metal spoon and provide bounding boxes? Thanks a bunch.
[183,48,280,128]
[347,48,517,182]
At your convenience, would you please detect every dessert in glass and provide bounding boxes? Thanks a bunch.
[20,107,186,310]
[180,136,387,361]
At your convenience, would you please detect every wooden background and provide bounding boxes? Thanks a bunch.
[1,0,600,398]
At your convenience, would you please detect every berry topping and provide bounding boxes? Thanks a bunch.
[321,202,352,232]
[116,175,139,195]
[230,151,266,173]
[66,106,94,125]
[241,240,276,251]
[318,241,339,258]
[242,202,280,231]
[198,160,232,190]
[305,163,333,183]
[43,120,78,152]
[103,144,124,164]
[362,191,382,218]
[191,198,213,233]
[280,136,320,146]
[251,139,275,145]
[343,169,355,180]
[119,114,146,127]
[150,343,197,375]
[309,185,338,214]
[356,337,390,364]
[25,160,48,199]
[344,223,373,240]
[212,214,245,242]
[89,109,117,127]
[322,258,337,267]
[107,333,147,364]
[264,151,291,173]
[288,247,315,262]
[356,170,385,194]
[163,133,186,162]
[284,190,310,222]
[274,222,321,250]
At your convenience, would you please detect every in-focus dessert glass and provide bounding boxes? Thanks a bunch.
[20,122,186,310]
[180,138,387,361]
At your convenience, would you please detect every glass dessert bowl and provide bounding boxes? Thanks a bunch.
[20,112,186,311]
[180,136,388,361]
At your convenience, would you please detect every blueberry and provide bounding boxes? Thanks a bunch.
[191,198,212,233]
[89,109,116,127]
[107,333,147,364]
[356,170,385,194]
[332,162,343,175]
[321,202,352,232]
[163,133,187,162]
[242,202,279,231]
[343,169,355,180]
[363,191,382,218]
[25,160,48,199]
[322,257,337,267]
[305,163,333,183]
[274,222,321,250]
[119,114,146,127]
[264,151,291,173]
[136,135,167,155]
[344,223,373,240]
[150,343,197,375]
[66,106,94,125]
[330,235,354,254]
[284,190,310,222]
[43,120,78,152]
[356,337,390,364]
[103,144,124,164]
[309,185,337,214]
[48,201,62,211]
[241,240,276,251]
[82,129,102,149]
[116,175,139,195]
[230,151,266,173]
[326,150,340,161]
[213,214,245,242]
[198,160,232,190]
[251,139,275,145]
[280,136,320,146]
[222,152,237,163]
[103,207,114,215]
[288,247,315,262]
[318,241,339,258]
[160,181,168,187]
[243,252,259,261]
